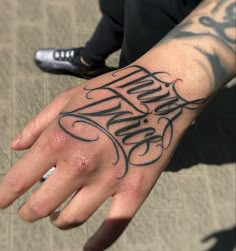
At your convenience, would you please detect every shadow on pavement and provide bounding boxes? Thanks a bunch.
[164,85,235,251]
[202,225,236,251]
[166,85,236,172]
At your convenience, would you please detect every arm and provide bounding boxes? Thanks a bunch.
[0,1,235,250]
[153,0,235,91]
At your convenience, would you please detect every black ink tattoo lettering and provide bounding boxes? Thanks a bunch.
[162,1,235,91]
[199,2,236,45]
[58,66,206,178]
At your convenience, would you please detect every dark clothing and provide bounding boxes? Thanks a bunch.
[81,0,202,68]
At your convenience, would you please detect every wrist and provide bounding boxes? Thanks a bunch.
[135,42,211,99]
[136,39,234,97]
[135,0,235,99]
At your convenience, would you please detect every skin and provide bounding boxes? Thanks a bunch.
[0,0,235,250]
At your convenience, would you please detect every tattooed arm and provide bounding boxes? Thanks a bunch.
[0,0,235,250]
[157,0,235,90]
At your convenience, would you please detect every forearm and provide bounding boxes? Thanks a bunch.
[137,0,235,96]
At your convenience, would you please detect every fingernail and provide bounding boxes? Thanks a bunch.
[11,133,22,145]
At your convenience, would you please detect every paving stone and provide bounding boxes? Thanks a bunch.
[46,4,75,47]
[0,103,11,174]
[14,78,45,132]
[179,174,216,236]
[16,25,44,76]
[52,224,87,251]
[206,163,235,205]
[0,174,12,214]
[16,0,43,23]
[121,208,165,251]
[0,0,14,45]
[145,172,183,209]
[0,212,10,251]
[75,0,101,46]
[11,214,51,251]
[47,75,82,103]
[0,49,13,102]
[216,205,236,228]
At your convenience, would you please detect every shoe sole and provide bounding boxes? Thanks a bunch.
[39,68,95,80]
[35,60,117,80]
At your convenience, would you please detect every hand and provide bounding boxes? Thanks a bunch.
[0,64,206,250]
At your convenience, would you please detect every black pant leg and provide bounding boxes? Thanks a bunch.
[81,0,125,65]
[119,0,202,67]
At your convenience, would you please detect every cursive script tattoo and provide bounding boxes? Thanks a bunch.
[58,66,206,178]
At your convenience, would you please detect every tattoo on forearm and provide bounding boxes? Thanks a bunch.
[199,2,236,45]
[212,0,228,13]
[193,46,229,87]
[164,0,235,90]
[167,1,236,48]
[58,66,206,178]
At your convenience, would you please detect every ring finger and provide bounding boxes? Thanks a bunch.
[50,185,112,230]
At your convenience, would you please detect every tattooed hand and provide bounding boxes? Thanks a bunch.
[0,0,235,250]
[58,66,205,177]
[0,62,206,250]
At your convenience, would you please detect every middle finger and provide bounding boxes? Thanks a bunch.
[18,160,85,222]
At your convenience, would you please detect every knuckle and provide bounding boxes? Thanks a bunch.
[27,118,38,132]
[28,200,51,218]
[128,174,149,198]
[4,171,25,194]
[68,156,95,177]
[0,197,13,209]
[25,118,40,139]
[46,128,68,152]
